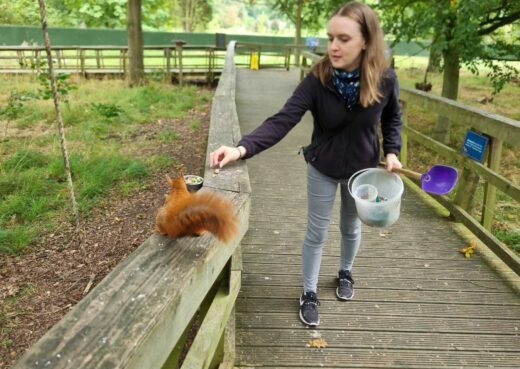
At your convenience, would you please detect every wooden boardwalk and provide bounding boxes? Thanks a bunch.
[234,69,520,368]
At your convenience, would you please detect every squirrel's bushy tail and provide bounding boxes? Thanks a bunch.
[157,191,238,243]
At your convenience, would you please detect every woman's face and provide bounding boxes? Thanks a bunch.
[327,15,366,71]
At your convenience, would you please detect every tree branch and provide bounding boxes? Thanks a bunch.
[478,10,520,35]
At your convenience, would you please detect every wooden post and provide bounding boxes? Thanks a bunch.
[121,48,127,76]
[175,40,186,86]
[482,137,503,229]
[300,55,307,81]
[207,48,215,85]
[285,46,291,71]
[400,100,408,167]
[453,165,479,212]
[79,49,86,78]
[56,49,62,69]
[17,50,24,68]
[35,50,41,74]
[165,47,172,83]
[95,49,101,69]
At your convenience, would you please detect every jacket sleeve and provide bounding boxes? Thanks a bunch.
[380,69,403,156]
[238,74,315,159]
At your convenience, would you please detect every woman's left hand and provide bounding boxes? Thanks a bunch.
[385,153,402,173]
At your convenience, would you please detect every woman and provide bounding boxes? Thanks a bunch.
[210,1,403,327]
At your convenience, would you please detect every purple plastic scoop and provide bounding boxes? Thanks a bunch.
[386,164,459,195]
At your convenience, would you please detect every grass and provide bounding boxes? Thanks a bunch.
[0,75,212,254]
[394,56,520,251]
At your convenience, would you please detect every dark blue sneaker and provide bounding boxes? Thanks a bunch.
[299,291,320,326]
[336,269,354,300]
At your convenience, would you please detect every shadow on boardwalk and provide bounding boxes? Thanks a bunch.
[234,69,520,368]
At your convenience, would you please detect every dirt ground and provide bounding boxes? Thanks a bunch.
[0,98,211,368]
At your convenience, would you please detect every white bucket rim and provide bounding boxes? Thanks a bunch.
[348,167,403,202]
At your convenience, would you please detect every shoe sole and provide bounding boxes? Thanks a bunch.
[336,287,354,300]
[299,295,320,326]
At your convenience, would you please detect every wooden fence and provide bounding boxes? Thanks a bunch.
[300,51,520,274]
[11,41,250,369]
[0,42,295,83]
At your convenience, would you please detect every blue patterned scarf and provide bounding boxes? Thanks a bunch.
[332,68,361,110]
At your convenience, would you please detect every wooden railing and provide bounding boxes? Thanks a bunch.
[0,42,294,81]
[300,51,520,274]
[12,41,250,369]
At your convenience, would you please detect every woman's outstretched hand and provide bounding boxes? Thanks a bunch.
[210,145,246,168]
[384,153,402,173]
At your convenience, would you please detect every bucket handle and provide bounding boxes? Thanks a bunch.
[347,168,372,199]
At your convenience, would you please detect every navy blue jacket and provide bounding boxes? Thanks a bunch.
[238,69,402,179]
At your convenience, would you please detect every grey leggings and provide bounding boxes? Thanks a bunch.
[302,164,361,293]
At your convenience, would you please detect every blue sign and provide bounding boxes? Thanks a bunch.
[305,37,319,49]
[461,129,489,162]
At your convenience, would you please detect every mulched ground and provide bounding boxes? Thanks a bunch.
[0,93,211,368]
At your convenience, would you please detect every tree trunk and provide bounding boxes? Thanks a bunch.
[432,44,459,143]
[127,0,145,87]
[427,31,442,73]
[293,0,303,67]
[427,49,442,73]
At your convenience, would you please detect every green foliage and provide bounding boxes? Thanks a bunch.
[189,119,201,130]
[0,91,35,121]
[146,154,174,170]
[0,77,210,253]
[0,227,34,254]
[37,71,77,104]
[0,0,173,29]
[158,129,179,142]
[377,0,520,94]
[271,0,328,32]
[91,102,124,118]
[172,0,212,32]
[2,149,49,171]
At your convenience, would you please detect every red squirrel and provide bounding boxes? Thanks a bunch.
[155,174,238,243]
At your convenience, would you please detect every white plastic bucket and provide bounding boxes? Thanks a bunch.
[348,168,404,227]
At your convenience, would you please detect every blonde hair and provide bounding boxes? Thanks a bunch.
[311,1,389,107]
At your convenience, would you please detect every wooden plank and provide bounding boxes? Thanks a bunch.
[482,137,503,229]
[241,245,486,260]
[12,192,250,369]
[241,253,488,270]
[400,87,520,146]
[236,312,519,335]
[237,285,520,305]
[243,262,510,281]
[400,100,408,166]
[181,271,241,369]
[236,328,520,352]
[232,67,520,369]
[236,297,520,319]
[235,346,520,368]
[241,273,513,293]
[203,42,252,196]
[241,233,468,247]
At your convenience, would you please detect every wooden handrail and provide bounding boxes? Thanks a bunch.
[12,40,250,369]
[400,87,520,146]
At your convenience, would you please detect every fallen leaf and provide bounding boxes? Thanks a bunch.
[459,240,477,258]
[308,337,328,348]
